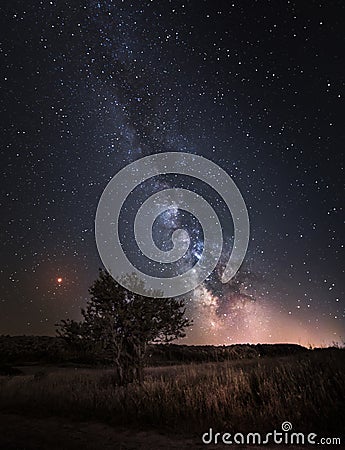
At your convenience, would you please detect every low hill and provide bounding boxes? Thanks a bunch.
[0,335,308,366]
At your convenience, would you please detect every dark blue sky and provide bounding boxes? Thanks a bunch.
[1,0,344,345]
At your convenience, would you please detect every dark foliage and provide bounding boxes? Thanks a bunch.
[56,270,192,384]
[0,335,310,367]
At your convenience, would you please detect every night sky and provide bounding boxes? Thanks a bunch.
[1,0,344,346]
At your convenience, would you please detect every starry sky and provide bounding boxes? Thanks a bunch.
[1,0,344,346]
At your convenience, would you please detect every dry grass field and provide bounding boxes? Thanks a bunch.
[0,348,344,448]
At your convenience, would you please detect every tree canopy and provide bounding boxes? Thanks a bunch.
[57,269,192,384]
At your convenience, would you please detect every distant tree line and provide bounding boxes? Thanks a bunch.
[0,334,312,367]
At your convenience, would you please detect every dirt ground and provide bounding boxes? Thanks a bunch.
[0,413,317,450]
[0,413,195,450]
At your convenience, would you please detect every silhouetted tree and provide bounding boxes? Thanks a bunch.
[57,269,191,384]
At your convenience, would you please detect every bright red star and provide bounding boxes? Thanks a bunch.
[57,277,63,284]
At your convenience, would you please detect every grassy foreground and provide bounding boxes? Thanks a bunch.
[0,349,344,436]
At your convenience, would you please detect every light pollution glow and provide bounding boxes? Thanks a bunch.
[183,286,343,348]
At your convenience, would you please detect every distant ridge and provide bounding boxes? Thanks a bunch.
[0,335,311,365]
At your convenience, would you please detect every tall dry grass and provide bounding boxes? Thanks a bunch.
[0,349,344,434]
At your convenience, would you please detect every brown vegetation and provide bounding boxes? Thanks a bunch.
[0,349,344,436]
